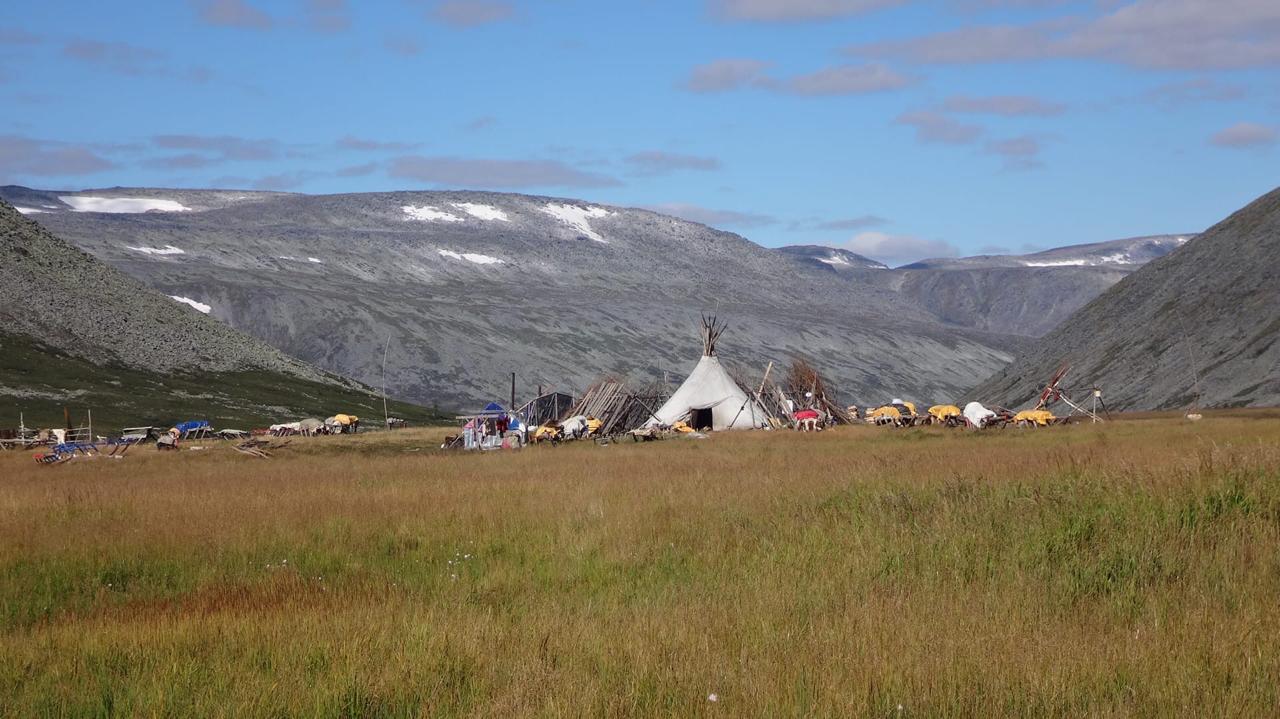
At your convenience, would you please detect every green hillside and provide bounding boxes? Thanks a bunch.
[1,331,447,432]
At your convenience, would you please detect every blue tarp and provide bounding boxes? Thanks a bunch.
[175,420,210,433]
[475,402,509,417]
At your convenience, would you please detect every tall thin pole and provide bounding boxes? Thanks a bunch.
[381,334,391,430]
[510,372,516,410]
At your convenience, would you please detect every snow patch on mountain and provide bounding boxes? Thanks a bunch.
[127,244,186,256]
[307,257,323,264]
[14,207,45,214]
[451,202,509,222]
[1023,259,1089,267]
[170,296,212,313]
[439,249,504,265]
[540,203,612,243]
[402,205,464,222]
[62,196,191,213]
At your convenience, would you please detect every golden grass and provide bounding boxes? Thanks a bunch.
[2,414,1279,716]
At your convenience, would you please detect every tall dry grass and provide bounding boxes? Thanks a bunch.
[1,415,1278,716]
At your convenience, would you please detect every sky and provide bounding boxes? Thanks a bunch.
[1,0,1278,264]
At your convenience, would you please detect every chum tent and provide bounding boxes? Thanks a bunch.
[646,315,769,431]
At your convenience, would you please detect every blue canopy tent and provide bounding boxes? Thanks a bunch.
[455,402,522,450]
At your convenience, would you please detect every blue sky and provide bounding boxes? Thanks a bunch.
[2,0,1277,264]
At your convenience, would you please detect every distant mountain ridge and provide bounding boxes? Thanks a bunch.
[775,245,888,271]
[0,199,435,428]
[3,186,1023,408]
[0,184,1200,409]
[901,235,1191,270]
[972,187,1280,410]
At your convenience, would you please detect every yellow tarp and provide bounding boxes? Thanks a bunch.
[928,404,962,420]
[902,401,917,416]
[334,414,358,425]
[868,406,902,419]
[671,420,695,433]
[586,417,603,434]
[533,425,560,440]
[1014,409,1055,426]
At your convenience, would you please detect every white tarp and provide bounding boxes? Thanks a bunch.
[647,355,768,430]
[963,401,997,428]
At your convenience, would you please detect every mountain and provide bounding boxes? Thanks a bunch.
[0,199,437,429]
[775,245,889,272]
[771,236,1188,338]
[901,235,1191,271]
[972,187,1280,411]
[2,186,1028,409]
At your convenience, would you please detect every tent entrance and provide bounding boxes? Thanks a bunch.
[691,407,714,431]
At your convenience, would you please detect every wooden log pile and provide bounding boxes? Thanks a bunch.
[568,378,668,435]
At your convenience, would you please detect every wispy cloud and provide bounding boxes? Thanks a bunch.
[0,28,43,45]
[813,215,887,231]
[984,135,1043,170]
[336,136,420,152]
[643,202,777,229]
[836,231,958,266]
[62,39,165,76]
[431,1,514,27]
[144,153,222,170]
[685,58,912,95]
[0,135,117,177]
[847,1,1280,70]
[305,0,350,32]
[780,64,913,95]
[1144,77,1247,107]
[624,151,721,175]
[383,35,423,56]
[192,0,273,29]
[942,94,1066,117]
[336,161,379,177]
[685,59,772,92]
[1209,122,1276,149]
[151,134,282,161]
[389,155,620,188]
[710,0,904,22]
[252,170,322,190]
[895,110,983,144]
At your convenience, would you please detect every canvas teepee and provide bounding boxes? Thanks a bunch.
[646,316,769,431]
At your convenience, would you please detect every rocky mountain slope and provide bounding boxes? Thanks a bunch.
[0,199,435,428]
[775,245,889,271]
[972,187,1280,411]
[5,186,1030,409]
[777,235,1190,338]
[901,235,1191,270]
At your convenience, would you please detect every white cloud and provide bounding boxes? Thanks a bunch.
[432,1,514,26]
[942,94,1066,116]
[847,0,1280,70]
[836,231,958,266]
[895,110,983,144]
[984,135,1044,170]
[643,202,777,229]
[1209,122,1277,148]
[684,59,772,92]
[686,59,912,95]
[779,63,913,95]
[711,0,904,22]
[389,155,619,188]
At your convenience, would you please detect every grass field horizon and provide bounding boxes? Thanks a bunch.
[3,413,1278,716]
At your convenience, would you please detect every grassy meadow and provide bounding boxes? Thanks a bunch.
[2,414,1279,716]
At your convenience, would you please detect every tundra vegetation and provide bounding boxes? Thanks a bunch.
[2,413,1278,716]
